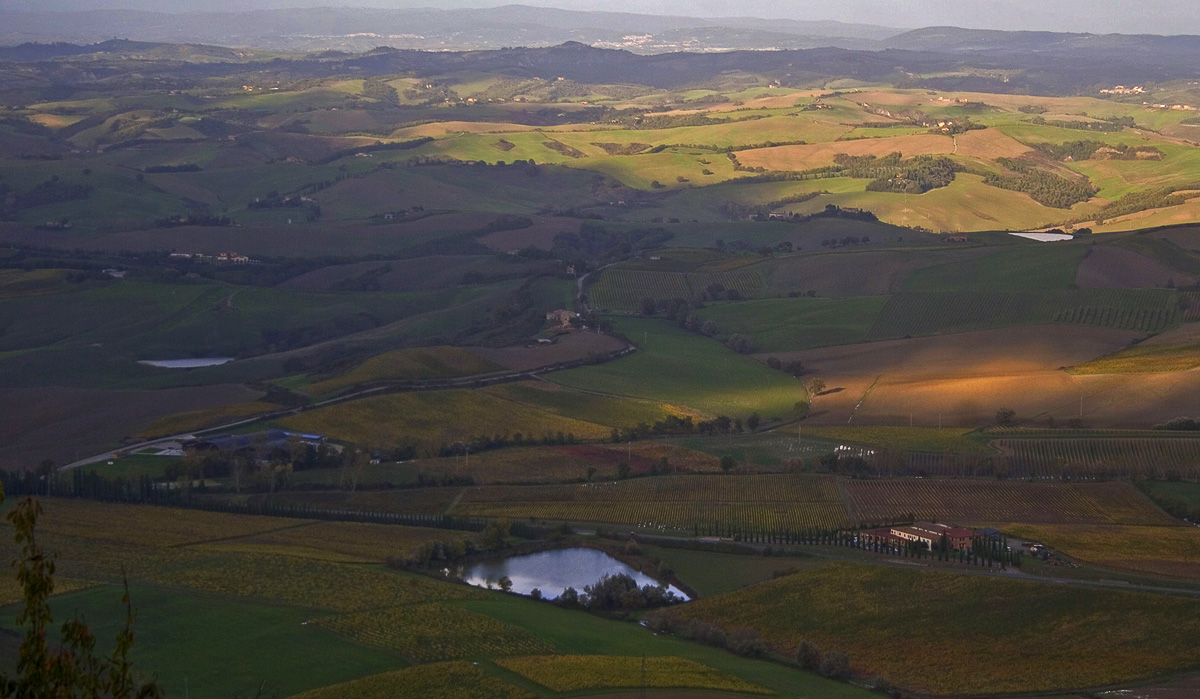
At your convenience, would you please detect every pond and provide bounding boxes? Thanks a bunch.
[138,357,234,368]
[458,547,690,601]
[1009,231,1074,242]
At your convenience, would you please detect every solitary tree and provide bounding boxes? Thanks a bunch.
[1,495,162,698]
[747,413,761,431]
[995,408,1017,427]
[720,455,737,473]
[806,378,826,397]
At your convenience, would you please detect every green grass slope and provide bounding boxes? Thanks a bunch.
[550,317,802,418]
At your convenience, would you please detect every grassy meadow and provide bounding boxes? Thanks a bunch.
[551,317,804,419]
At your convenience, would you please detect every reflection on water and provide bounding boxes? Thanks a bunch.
[459,547,689,600]
[138,357,234,368]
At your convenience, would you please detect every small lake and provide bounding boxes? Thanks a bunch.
[1009,231,1075,242]
[459,547,690,601]
[138,357,234,368]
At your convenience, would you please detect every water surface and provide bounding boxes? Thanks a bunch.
[1009,232,1074,242]
[139,357,234,368]
[459,547,689,600]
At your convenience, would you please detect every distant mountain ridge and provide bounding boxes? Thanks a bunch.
[884,25,1200,55]
[0,5,900,53]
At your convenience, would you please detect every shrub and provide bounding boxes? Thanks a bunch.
[796,640,821,669]
[819,651,852,680]
[728,628,769,657]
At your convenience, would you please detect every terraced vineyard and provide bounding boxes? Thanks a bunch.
[866,289,1181,339]
[450,474,852,532]
[845,478,1178,526]
[589,267,765,311]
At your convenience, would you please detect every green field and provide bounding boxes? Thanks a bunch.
[17,584,409,698]
[695,296,888,352]
[550,317,804,418]
[902,242,1089,292]
[865,288,1181,339]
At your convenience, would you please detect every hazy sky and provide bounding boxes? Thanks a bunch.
[1,0,1196,35]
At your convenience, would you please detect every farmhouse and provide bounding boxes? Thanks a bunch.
[546,309,577,329]
[216,251,250,264]
[890,522,975,551]
[186,429,325,456]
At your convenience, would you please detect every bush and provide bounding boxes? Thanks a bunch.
[796,640,821,669]
[819,651,852,680]
[683,618,727,647]
[727,628,769,658]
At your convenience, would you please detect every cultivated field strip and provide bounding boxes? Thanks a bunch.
[589,268,765,311]
[845,479,1177,526]
[996,437,1200,480]
[866,289,1180,339]
[450,474,851,530]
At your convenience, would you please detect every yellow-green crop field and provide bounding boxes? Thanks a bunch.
[195,520,469,563]
[497,655,771,694]
[1070,343,1200,374]
[304,346,502,396]
[451,474,851,531]
[999,523,1200,580]
[316,603,554,662]
[134,401,280,438]
[32,499,308,547]
[290,662,534,699]
[678,562,1200,695]
[278,388,613,452]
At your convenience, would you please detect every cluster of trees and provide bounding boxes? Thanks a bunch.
[1092,182,1200,222]
[362,77,400,106]
[765,356,806,376]
[1154,416,1200,431]
[819,235,870,248]
[153,213,232,227]
[552,223,673,263]
[435,430,581,458]
[860,155,963,194]
[1029,115,1137,132]
[142,163,202,173]
[313,136,434,165]
[796,641,853,680]
[5,176,92,217]
[1032,140,1163,162]
[408,519,511,566]
[720,191,823,219]
[643,612,770,658]
[550,572,682,613]
[985,158,1097,208]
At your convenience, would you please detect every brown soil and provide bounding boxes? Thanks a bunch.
[469,331,627,371]
[0,384,262,469]
[1076,245,1194,289]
